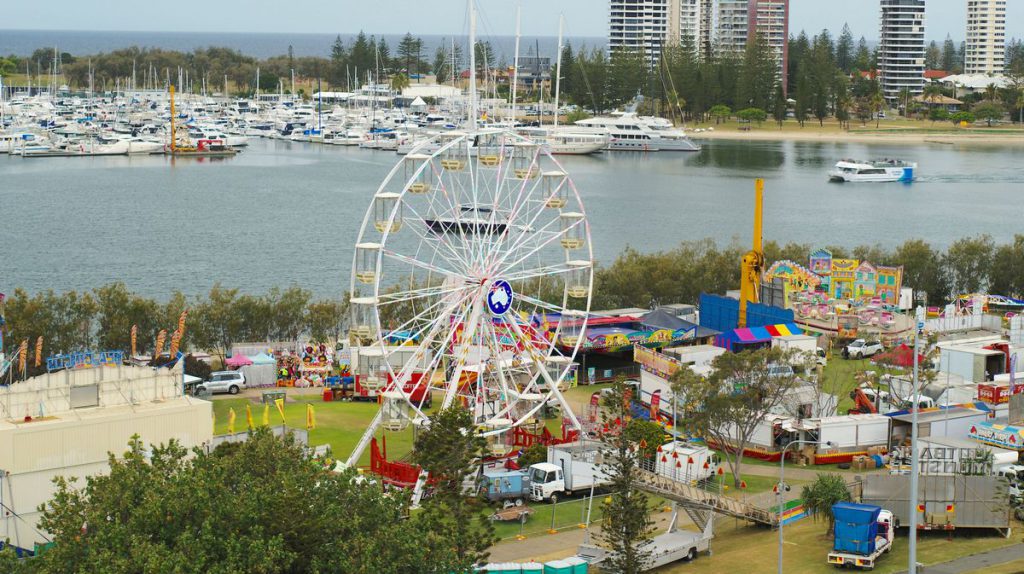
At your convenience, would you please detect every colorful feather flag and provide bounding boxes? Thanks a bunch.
[274,398,286,423]
[168,329,182,358]
[18,339,27,374]
[306,404,316,430]
[262,403,270,426]
[154,330,167,360]
[177,310,188,336]
[246,403,254,430]
[130,325,138,358]
[34,336,43,368]
[228,408,236,434]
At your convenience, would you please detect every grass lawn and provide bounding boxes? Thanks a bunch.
[210,395,422,467]
[653,517,1023,574]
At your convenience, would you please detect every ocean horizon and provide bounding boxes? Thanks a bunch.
[0,29,606,62]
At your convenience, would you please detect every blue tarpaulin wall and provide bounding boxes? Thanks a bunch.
[699,293,795,332]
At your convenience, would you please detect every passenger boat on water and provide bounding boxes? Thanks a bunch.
[828,159,916,183]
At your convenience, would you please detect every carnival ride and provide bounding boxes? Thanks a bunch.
[738,179,765,328]
[344,129,594,469]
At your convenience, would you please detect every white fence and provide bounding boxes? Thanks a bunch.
[925,314,1002,334]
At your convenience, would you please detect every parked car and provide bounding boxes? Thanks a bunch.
[196,371,246,395]
[844,339,884,359]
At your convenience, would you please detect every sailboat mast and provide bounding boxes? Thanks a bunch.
[510,3,521,126]
[169,85,176,152]
[468,0,477,129]
[553,14,564,129]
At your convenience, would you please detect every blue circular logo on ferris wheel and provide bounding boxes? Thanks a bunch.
[487,280,514,315]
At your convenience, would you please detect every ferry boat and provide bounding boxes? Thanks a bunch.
[828,159,916,183]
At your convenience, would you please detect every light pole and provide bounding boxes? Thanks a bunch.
[908,304,925,574]
[778,438,834,574]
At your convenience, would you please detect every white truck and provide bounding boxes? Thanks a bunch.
[578,505,713,569]
[529,442,611,503]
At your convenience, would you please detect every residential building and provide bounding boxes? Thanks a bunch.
[746,0,790,89]
[668,0,713,54]
[609,0,673,62]
[716,0,750,55]
[965,0,1006,75]
[878,0,927,102]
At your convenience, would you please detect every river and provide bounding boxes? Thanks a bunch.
[2,138,1022,298]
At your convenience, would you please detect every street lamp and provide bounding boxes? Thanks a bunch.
[778,438,834,574]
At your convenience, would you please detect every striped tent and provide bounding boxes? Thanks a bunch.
[714,323,803,351]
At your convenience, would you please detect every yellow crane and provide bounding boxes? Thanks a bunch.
[738,178,765,328]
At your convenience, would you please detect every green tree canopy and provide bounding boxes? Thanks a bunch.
[30,430,438,573]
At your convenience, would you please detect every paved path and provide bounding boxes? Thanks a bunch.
[488,510,681,563]
[894,542,1024,574]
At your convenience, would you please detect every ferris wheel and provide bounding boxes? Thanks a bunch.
[344,129,594,466]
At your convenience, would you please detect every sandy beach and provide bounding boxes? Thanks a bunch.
[688,126,1024,146]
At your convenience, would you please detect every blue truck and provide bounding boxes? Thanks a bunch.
[828,502,895,570]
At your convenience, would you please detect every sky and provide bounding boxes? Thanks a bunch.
[2,0,1021,42]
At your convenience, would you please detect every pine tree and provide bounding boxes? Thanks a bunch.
[737,32,778,111]
[350,32,373,79]
[772,83,788,127]
[941,35,957,72]
[412,407,496,571]
[398,33,418,74]
[836,24,854,73]
[597,380,655,574]
[559,43,578,104]
[854,36,872,72]
[329,35,348,88]
[925,40,942,70]
[433,45,449,83]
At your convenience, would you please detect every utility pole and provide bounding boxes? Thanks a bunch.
[908,304,925,573]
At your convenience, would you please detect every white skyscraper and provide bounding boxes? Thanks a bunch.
[609,0,673,61]
[878,0,926,102]
[965,0,1006,75]
[716,0,750,55]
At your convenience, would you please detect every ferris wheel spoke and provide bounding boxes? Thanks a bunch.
[377,281,472,306]
[501,262,578,284]
[381,248,471,282]
[401,201,474,270]
[377,287,472,344]
[490,221,575,277]
[503,316,582,431]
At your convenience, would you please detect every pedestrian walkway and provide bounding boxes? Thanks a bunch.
[895,543,1024,574]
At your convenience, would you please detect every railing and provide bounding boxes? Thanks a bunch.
[635,467,778,526]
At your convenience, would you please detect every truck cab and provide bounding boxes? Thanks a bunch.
[529,463,564,503]
[994,464,1024,501]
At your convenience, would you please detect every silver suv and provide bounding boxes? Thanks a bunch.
[196,371,246,395]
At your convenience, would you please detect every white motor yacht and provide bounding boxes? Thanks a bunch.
[574,113,701,152]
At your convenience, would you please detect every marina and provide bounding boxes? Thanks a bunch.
[2,136,1022,298]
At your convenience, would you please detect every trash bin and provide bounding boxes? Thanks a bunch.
[323,388,333,402]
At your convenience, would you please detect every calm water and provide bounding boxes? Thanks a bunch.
[2,138,1022,298]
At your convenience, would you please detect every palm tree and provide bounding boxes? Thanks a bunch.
[985,82,998,103]
[389,73,410,93]
[801,473,853,536]
[898,87,912,117]
[870,91,885,129]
